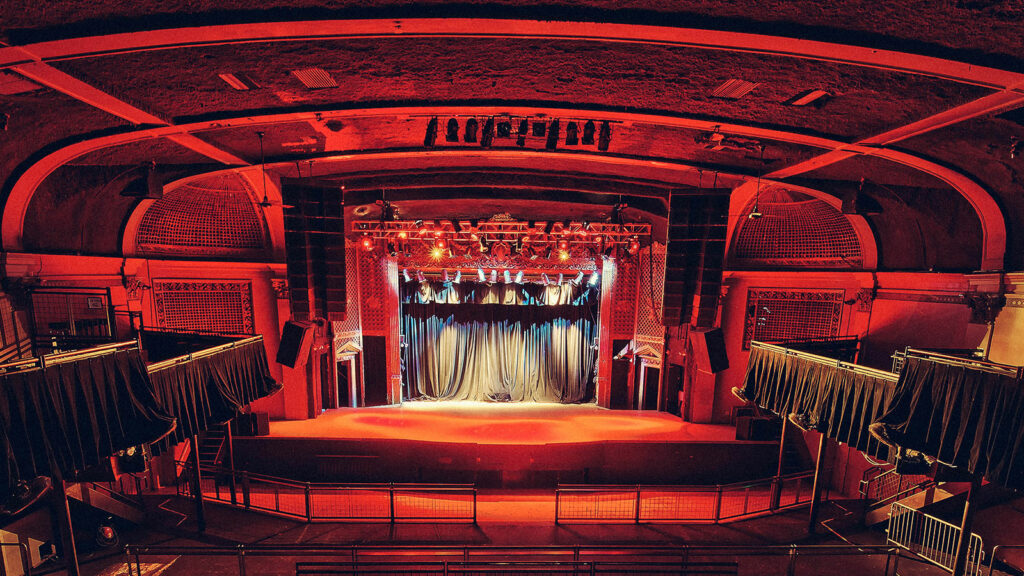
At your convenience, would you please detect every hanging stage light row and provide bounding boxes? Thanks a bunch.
[402,268,599,286]
[352,219,650,259]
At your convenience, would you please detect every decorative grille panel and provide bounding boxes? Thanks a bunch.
[611,256,638,339]
[743,288,844,349]
[333,242,363,353]
[358,251,389,335]
[734,190,862,267]
[136,174,267,257]
[153,281,254,334]
[635,244,667,352]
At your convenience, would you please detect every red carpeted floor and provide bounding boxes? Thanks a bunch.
[270,402,736,445]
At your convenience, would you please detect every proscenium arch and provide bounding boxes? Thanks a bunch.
[2,105,1005,271]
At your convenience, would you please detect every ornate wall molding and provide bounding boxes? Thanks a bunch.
[152,280,254,334]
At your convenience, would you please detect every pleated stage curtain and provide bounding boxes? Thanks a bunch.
[739,344,897,457]
[148,337,281,454]
[871,356,1024,489]
[402,280,598,402]
[0,349,175,498]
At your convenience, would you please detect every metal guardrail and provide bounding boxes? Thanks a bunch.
[177,462,477,523]
[0,541,33,576]
[123,543,903,576]
[555,471,815,524]
[888,502,985,576]
[859,466,932,509]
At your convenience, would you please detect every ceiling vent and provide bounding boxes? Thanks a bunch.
[711,79,759,100]
[291,67,337,89]
[0,70,43,95]
[786,89,831,107]
[218,72,260,91]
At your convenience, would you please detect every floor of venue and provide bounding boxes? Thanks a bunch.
[270,402,736,445]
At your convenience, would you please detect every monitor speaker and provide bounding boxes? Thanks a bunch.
[691,327,729,373]
[276,320,314,368]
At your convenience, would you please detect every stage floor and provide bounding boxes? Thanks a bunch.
[270,402,736,445]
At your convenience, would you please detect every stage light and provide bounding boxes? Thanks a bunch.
[582,120,596,145]
[545,119,560,150]
[481,117,495,147]
[403,269,411,282]
[490,269,497,283]
[424,116,438,147]
[431,246,444,259]
[602,243,616,259]
[465,118,478,142]
[446,118,459,142]
[558,250,570,261]
[503,270,511,284]
[361,235,374,251]
[565,121,579,145]
[589,272,600,286]
[454,271,461,284]
[443,270,450,282]
[517,119,528,147]
[397,230,408,240]
[386,240,398,257]
[514,271,524,284]
[478,268,486,282]
[435,238,447,251]
[557,239,570,251]
[543,246,554,259]
[557,273,564,284]
[541,273,551,285]
[417,270,426,282]
[598,120,611,151]
[433,227,444,238]
[479,237,489,253]
[574,272,584,284]
[627,237,640,255]
[497,120,511,138]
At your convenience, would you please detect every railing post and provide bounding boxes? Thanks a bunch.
[713,485,723,523]
[772,414,789,510]
[304,482,313,522]
[242,472,250,509]
[952,474,982,576]
[807,431,827,535]
[472,487,477,524]
[555,488,560,525]
[389,482,396,523]
[189,435,206,533]
[237,545,246,576]
[786,545,798,576]
[634,485,642,524]
[226,423,238,506]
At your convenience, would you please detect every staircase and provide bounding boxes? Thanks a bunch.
[862,466,945,526]
[197,428,226,467]
[65,481,145,524]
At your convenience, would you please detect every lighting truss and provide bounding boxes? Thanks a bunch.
[352,219,651,244]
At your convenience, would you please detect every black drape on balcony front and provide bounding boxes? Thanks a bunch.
[739,344,896,457]
[402,281,598,402]
[0,349,175,498]
[148,338,280,454]
[871,356,1024,490]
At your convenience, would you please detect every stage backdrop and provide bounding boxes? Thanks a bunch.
[401,279,598,402]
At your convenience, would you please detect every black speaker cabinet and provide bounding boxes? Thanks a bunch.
[691,327,729,373]
[276,320,314,368]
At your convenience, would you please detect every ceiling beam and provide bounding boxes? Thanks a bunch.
[10,52,249,166]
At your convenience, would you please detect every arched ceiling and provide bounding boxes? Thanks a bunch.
[1,4,1022,272]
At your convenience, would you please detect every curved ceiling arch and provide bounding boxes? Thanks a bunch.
[4,19,1024,91]
[3,104,1004,269]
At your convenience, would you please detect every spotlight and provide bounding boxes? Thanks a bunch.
[589,272,600,286]
[443,270,450,282]
[582,120,596,145]
[565,121,579,145]
[559,250,570,261]
[417,270,427,282]
[403,268,411,282]
[481,117,495,147]
[490,269,497,283]
[730,387,751,403]
[514,271,524,284]
[435,238,447,251]
[543,246,554,259]
[573,271,584,285]
[545,119,560,150]
[516,119,528,147]
[424,117,438,147]
[446,118,459,142]
[598,120,611,151]
[503,270,512,284]
[557,273,564,284]
[386,240,398,257]
[541,273,551,285]
[478,268,486,282]
[454,270,462,284]
[478,237,489,253]
[497,120,512,138]
[431,246,444,260]
[557,239,570,251]
[464,118,478,142]
[361,235,374,251]
[626,237,640,255]
[397,230,408,240]
[95,519,118,548]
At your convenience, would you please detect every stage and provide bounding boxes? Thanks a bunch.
[234,403,779,488]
